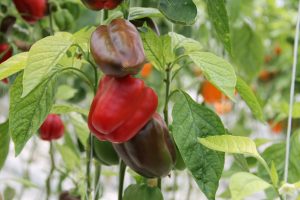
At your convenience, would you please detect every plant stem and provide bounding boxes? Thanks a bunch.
[46,142,55,200]
[86,135,93,200]
[163,64,171,126]
[118,161,126,200]
[94,162,102,200]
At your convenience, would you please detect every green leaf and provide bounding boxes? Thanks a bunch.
[56,85,78,100]
[273,102,300,119]
[69,112,89,148]
[258,131,300,183]
[205,0,231,54]
[129,7,163,20]
[270,162,279,187]
[230,172,271,200]
[9,73,57,155]
[73,26,95,50]
[22,33,73,97]
[123,184,163,200]
[189,52,236,100]
[172,90,225,200]
[199,135,260,157]
[0,52,28,80]
[0,121,9,170]
[140,29,174,69]
[56,144,81,171]
[236,76,264,121]
[4,186,15,200]
[158,0,197,25]
[169,32,202,53]
[51,104,89,116]
[231,23,264,81]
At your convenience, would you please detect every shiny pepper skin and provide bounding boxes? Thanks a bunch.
[88,75,158,143]
[39,114,64,141]
[0,43,13,84]
[12,0,47,24]
[93,136,119,166]
[90,18,145,77]
[113,113,176,178]
[81,0,123,10]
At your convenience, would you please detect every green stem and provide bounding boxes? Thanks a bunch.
[157,178,162,189]
[118,161,126,200]
[163,64,171,126]
[46,142,55,200]
[86,135,94,200]
[121,0,130,19]
[94,162,102,200]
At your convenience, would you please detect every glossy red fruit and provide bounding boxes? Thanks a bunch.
[81,0,123,10]
[39,114,65,141]
[0,43,13,84]
[12,0,47,24]
[88,75,158,143]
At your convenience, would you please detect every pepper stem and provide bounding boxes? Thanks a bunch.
[118,161,126,200]
[46,141,55,200]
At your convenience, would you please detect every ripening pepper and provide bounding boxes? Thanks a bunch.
[113,113,176,178]
[12,0,47,24]
[88,75,158,143]
[81,0,123,10]
[90,18,145,77]
[0,43,13,84]
[39,114,65,141]
[93,136,119,165]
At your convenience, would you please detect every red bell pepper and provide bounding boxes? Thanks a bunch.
[39,114,65,141]
[88,75,158,143]
[12,0,47,24]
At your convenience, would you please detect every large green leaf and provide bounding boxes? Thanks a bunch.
[205,0,231,54]
[123,184,163,200]
[231,23,264,81]
[236,77,264,121]
[230,172,271,200]
[199,135,260,157]
[0,52,28,80]
[158,0,197,25]
[172,90,225,200]
[169,32,202,53]
[9,73,57,155]
[140,29,174,69]
[189,52,236,100]
[0,121,10,170]
[22,33,73,97]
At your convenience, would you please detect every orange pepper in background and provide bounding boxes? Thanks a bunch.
[201,80,225,104]
[268,120,283,134]
[259,70,273,81]
[141,63,153,78]
[214,101,233,115]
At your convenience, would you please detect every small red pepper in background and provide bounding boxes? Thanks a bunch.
[90,19,145,77]
[39,114,65,141]
[141,63,153,78]
[0,43,13,84]
[88,75,158,143]
[113,113,176,178]
[12,0,47,24]
[81,0,123,10]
